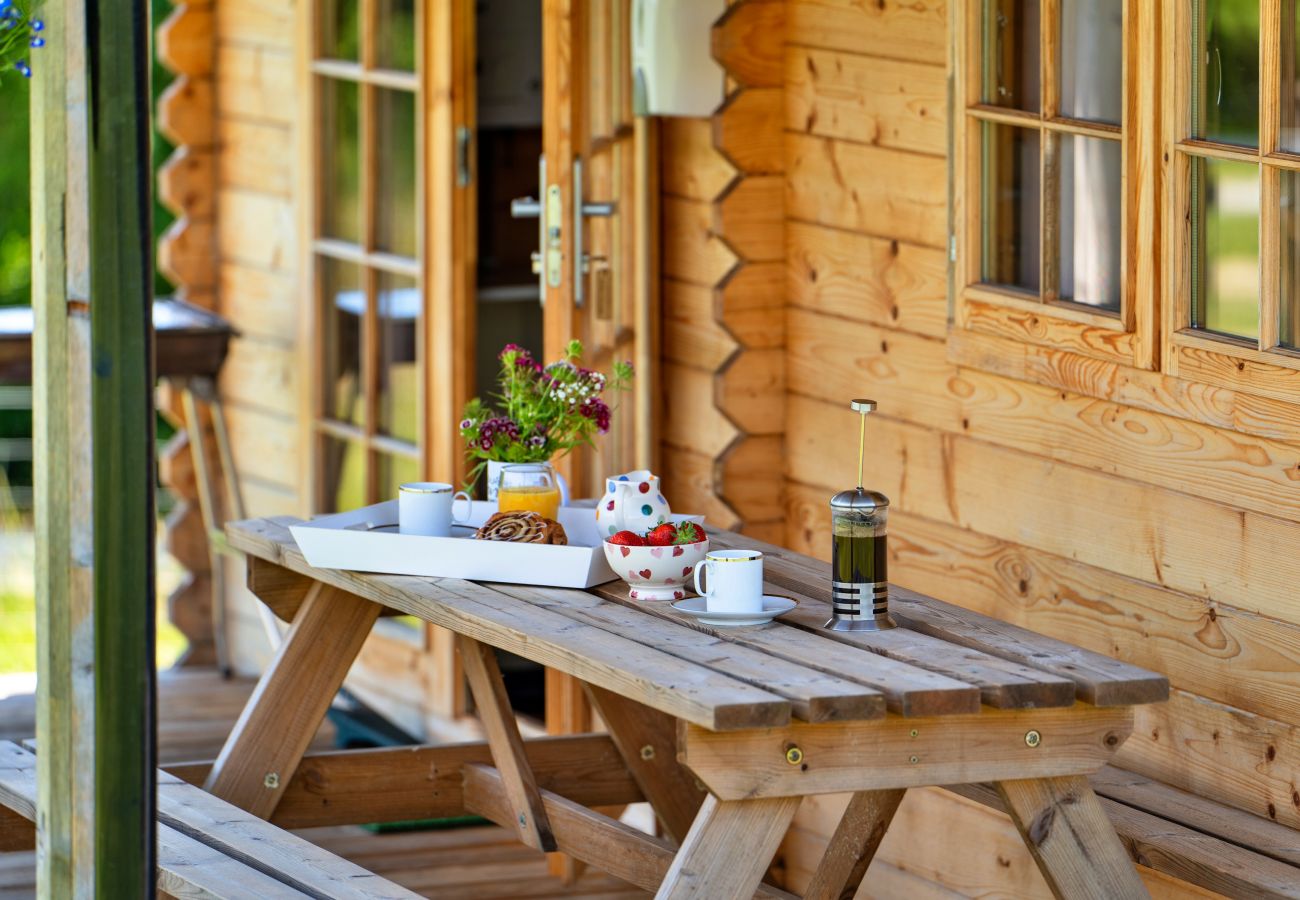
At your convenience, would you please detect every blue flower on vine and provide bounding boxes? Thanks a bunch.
[1,1,45,79]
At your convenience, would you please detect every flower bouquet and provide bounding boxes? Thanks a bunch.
[0,1,45,79]
[460,340,633,495]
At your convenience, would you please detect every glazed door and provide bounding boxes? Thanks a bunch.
[542,0,657,498]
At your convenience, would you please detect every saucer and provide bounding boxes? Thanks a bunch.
[670,595,797,627]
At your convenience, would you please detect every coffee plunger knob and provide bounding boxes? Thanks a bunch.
[850,399,877,414]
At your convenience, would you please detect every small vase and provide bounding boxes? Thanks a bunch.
[486,459,570,506]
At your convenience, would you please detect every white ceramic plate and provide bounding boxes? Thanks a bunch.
[670,595,797,627]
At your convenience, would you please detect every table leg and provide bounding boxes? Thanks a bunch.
[655,793,801,900]
[584,683,706,843]
[204,583,381,817]
[997,775,1148,900]
[458,635,558,852]
[803,789,906,900]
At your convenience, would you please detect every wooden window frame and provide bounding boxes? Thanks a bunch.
[302,0,427,512]
[1162,0,1300,393]
[953,0,1161,371]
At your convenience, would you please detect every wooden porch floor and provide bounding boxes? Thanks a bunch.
[0,668,645,899]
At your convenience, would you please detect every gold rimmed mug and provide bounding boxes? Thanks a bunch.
[398,482,472,536]
[693,549,764,614]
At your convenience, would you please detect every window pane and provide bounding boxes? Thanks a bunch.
[1191,157,1259,339]
[321,78,361,243]
[982,0,1041,112]
[1193,0,1260,147]
[377,452,421,501]
[1282,3,1300,151]
[322,258,365,425]
[1281,171,1300,347]
[1059,0,1122,124]
[982,123,1042,292]
[376,0,417,71]
[375,88,418,258]
[321,436,367,512]
[1057,136,1122,311]
[320,0,359,60]
[378,272,420,443]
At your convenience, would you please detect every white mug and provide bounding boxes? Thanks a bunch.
[398,482,472,536]
[693,549,764,614]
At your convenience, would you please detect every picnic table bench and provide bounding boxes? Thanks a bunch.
[207,516,1172,899]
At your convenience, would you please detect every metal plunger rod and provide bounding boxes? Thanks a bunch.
[850,399,876,490]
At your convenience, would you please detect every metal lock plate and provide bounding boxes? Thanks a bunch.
[592,258,613,320]
[545,185,563,288]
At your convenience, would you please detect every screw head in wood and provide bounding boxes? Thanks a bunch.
[518,813,527,826]
[640,744,655,761]
[909,755,919,764]
[263,772,280,789]
[785,746,803,766]
[1025,730,1042,748]
[909,728,919,738]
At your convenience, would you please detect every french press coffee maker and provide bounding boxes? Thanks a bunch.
[826,399,896,631]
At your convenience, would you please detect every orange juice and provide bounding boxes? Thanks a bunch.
[497,484,561,521]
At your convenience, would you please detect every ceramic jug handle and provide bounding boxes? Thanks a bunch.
[693,560,711,598]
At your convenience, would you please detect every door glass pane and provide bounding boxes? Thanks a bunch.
[375,88,418,258]
[1281,171,1300,347]
[322,258,365,425]
[1057,135,1122,311]
[1282,3,1300,151]
[321,435,367,512]
[321,78,361,243]
[1191,157,1259,339]
[320,0,359,60]
[1059,0,1122,124]
[376,0,417,71]
[1193,0,1260,147]
[378,272,420,442]
[982,0,1041,112]
[377,452,421,501]
[982,123,1042,292]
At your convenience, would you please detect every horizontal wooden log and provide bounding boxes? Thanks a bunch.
[786,221,949,339]
[218,119,293,197]
[960,295,1138,365]
[785,47,947,156]
[786,133,948,248]
[218,189,297,272]
[663,279,738,371]
[158,76,216,147]
[717,349,785,435]
[218,402,301,491]
[787,0,947,66]
[158,146,216,219]
[719,435,785,523]
[158,217,217,291]
[217,336,299,418]
[680,705,1133,800]
[662,195,738,287]
[1173,344,1300,406]
[218,0,294,51]
[715,89,784,174]
[157,3,214,77]
[216,44,296,125]
[663,363,740,458]
[218,264,299,342]
[659,444,742,530]
[226,519,791,731]
[662,118,735,202]
[712,0,784,88]
[715,175,784,262]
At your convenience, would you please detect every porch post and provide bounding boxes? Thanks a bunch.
[87,0,158,892]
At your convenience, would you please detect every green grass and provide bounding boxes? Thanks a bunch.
[0,585,188,677]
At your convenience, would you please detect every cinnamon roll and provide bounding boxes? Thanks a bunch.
[476,511,568,545]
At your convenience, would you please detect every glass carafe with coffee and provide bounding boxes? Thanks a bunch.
[826,399,896,631]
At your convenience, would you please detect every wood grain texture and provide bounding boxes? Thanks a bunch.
[802,789,906,900]
[158,147,216,218]
[786,133,948,248]
[716,89,784,173]
[215,44,295,124]
[662,195,739,286]
[583,686,707,843]
[712,0,784,88]
[157,4,214,77]
[785,48,947,156]
[715,176,784,262]
[717,348,786,435]
[997,776,1148,899]
[787,0,947,66]
[204,584,380,816]
[662,118,736,201]
[656,793,801,900]
[680,705,1133,799]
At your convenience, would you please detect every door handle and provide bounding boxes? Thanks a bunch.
[508,157,555,305]
[510,197,541,218]
[573,156,617,308]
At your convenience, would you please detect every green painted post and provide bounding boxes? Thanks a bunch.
[30,0,74,894]
[86,0,158,893]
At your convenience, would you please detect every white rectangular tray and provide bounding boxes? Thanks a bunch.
[290,500,703,589]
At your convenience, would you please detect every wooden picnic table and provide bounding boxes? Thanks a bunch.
[216,517,1169,900]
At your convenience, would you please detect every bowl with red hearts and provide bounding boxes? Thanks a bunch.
[603,522,710,601]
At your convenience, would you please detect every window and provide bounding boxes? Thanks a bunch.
[1166,0,1300,380]
[310,0,424,511]
[955,0,1159,369]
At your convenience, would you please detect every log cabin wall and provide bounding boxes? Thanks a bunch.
[762,0,1300,894]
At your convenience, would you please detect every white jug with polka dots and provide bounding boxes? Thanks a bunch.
[596,470,672,539]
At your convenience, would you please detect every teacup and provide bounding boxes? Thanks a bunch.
[398,482,472,536]
[693,549,764,614]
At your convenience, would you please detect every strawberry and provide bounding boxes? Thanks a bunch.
[608,530,646,547]
[672,522,706,544]
[646,523,678,546]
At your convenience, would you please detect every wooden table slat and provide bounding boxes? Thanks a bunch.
[225,519,792,731]
[588,581,982,717]
[493,583,887,722]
